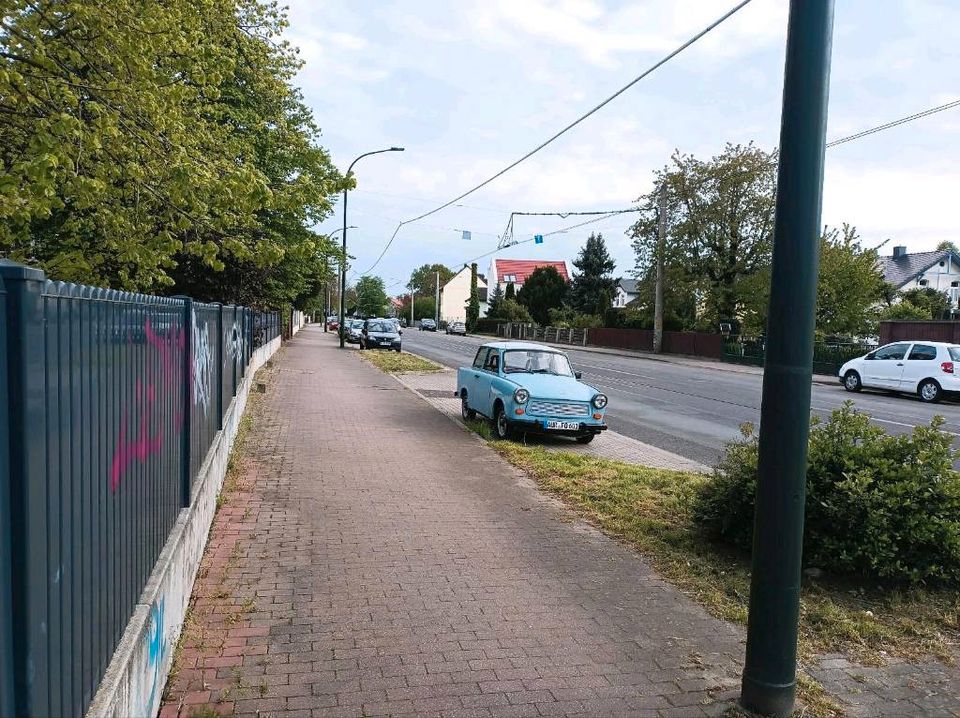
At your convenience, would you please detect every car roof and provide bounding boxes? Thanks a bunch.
[883,340,958,347]
[480,341,565,353]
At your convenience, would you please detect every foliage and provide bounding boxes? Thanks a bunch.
[487,282,505,316]
[517,266,568,324]
[815,225,886,337]
[898,287,955,320]
[546,307,603,329]
[937,240,959,254]
[879,301,929,321]
[397,295,436,322]
[630,144,777,328]
[0,0,343,299]
[696,403,960,585]
[570,232,617,315]
[407,263,455,297]
[360,350,441,374]
[354,275,388,317]
[493,299,533,323]
[466,263,480,331]
[504,282,516,301]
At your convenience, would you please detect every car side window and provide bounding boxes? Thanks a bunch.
[484,351,500,373]
[908,344,938,361]
[873,343,910,361]
[472,348,487,369]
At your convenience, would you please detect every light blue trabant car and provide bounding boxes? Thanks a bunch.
[456,341,608,443]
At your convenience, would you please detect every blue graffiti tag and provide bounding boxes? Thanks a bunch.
[143,599,165,715]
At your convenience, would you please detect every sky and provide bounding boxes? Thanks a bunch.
[283,0,960,295]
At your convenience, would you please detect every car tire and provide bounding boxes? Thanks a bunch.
[493,403,512,440]
[918,379,942,403]
[394,347,401,353]
[843,370,862,392]
[359,339,366,350]
[461,394,476,421]
[576,434,595,444]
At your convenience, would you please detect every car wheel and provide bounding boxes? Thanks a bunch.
[843,370,862,392]
[461,394,476,421]
[359,339,366,350]
[493,403,512,440]
[575,434,595,444]
[918,379,942,403]
[394,347,401,353]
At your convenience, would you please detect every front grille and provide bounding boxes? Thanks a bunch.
[528,400,589,417]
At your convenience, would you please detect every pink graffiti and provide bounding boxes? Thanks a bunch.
[110,318,186,492]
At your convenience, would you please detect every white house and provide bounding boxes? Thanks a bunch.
[439,266,488,324]
[487,258,570,294]
[879,246,960,308]
[613,278,640,308]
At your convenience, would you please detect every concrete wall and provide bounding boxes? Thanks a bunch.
[85,336,282,718]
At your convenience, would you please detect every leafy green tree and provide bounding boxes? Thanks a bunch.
[880,301,929,321]
[466,263,480,331]
[570,233,617,316]
[487,283,505,316]
[354,275,388,317]
[0,0,342,300]
[505,282,516,301]
[937,240,959,254]
[407,263,455,297]
[630,144,776,328]
[517,266,568,325]
[496,299,533,323]
[815,225,886,337]
[899,287,954,320]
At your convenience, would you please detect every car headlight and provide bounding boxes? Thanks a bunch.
[513,388,530,404]
[592,394,608,409]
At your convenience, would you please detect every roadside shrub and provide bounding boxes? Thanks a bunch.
[547,307,603,329]
[491,299,533,323]
[695,403,960,585]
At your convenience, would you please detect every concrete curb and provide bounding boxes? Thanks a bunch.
[85,337,282,718]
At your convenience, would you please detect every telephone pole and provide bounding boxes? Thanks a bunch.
[435,270,441,325]
[410,290,415,327]
[653,182,667,353]
[741,1,834,716]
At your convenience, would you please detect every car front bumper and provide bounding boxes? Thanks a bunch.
[366,341,401,351]
[506,417,607,437]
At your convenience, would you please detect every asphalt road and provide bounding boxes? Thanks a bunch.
[401,329,960,467]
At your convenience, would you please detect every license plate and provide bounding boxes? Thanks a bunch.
[380,341,392,346]
[544,420,580,431]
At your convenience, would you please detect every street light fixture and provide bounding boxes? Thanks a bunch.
[339,147,405,348]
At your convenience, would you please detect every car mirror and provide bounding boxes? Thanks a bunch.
[398,329,403,335]
[575,371,582,380]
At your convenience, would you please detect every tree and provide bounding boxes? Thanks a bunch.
[466,263,480,331]
[517,267,568,325]
[505,282,516,301]
[407,263,455,298]
[880,301,930,321]
[487,283,505,316]
[815,225,886,337]
[497,299,533,323]
[899,287,954,320]
[354,276,388,317]
[936,240,959,254]
[570,233,617,316]
[630,144,776,328]
[0,0,343,301]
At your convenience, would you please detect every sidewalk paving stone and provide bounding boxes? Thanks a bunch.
[160,327,960,718]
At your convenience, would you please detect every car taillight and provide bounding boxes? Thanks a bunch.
[942,362,954,374]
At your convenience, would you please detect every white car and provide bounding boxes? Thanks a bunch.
[839,341,960,403]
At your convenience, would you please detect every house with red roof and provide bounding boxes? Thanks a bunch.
[488,259,570,294]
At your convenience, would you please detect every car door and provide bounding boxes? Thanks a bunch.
[480,349,502,416]
[463,348,487,406]
[901,343,939,392]
[863,342,911,389]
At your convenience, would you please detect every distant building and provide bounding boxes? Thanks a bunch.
[439,266,488,324]
[879,245,960,307]
[487,259,570,294]
[613,278,640,308]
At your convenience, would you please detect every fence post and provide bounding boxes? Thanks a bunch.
[214,303,224,430]
[0,261,50,717]
[175,296,193,506]
[0,271,13,718]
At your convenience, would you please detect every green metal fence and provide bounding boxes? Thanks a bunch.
[0,261,281,718]
[722,339,872,376]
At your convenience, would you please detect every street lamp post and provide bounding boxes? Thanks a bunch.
[339,147,405,347]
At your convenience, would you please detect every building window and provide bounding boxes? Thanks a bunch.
[940,261,946,267]
[919,279,929,286]
[952,281,959,288]
[502,274,516,283]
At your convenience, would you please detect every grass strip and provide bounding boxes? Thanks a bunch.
[359,349,442,373]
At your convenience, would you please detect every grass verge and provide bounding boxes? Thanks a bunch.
[359,349,442,373]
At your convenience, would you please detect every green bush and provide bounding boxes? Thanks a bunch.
[547,307,603,329]
[695,403,960,585]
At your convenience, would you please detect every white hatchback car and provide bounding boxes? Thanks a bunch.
[839,341,960,403]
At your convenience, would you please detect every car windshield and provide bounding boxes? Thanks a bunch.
[502,350,574,376]
[350,320,363,329]
[950,346,960,362]
[367,321,393,333]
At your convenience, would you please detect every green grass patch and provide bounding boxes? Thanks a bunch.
[360,350,442,374]
[488,443,958,697]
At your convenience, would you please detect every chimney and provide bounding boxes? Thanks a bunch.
[892,246,907,259]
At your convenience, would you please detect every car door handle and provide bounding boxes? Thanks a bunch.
[474,374,480,378]
[896,363,904,366]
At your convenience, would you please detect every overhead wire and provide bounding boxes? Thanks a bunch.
[826,98,960,148]
[357,0,756,275]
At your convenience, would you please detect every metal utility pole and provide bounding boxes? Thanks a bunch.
[741,2,834,716]
[435,270,441,325]
[410,290,415,327]
[339,148,404,348]
[653,182,667,353]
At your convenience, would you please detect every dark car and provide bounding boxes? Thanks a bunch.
[360,318,402,352]
[446,321,467,336]
[419,318,437,331]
